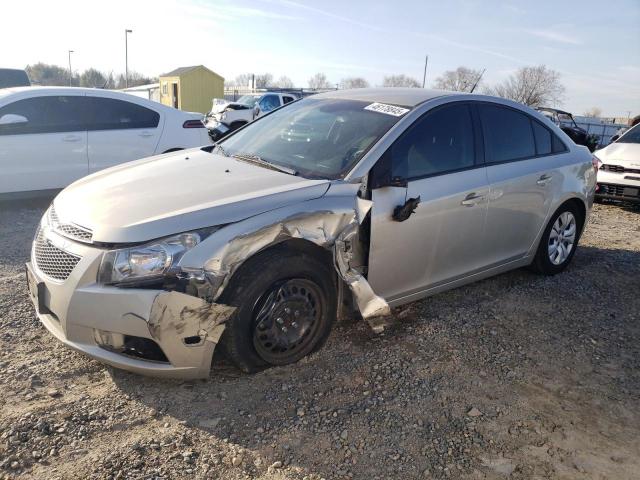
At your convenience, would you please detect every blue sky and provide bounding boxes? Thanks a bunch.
[3,0,639,116]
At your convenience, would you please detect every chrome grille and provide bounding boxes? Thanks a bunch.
[49,206,93,243]
[34,228,82,281]
[601,164,640,174]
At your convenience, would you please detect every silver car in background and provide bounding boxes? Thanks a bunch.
[26,88,597,378]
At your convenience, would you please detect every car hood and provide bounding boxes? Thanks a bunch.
[596,142,640,166]
[53,149,330,243]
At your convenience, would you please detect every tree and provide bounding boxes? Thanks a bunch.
[254,73,273,88]
[487,65,565,108]
[341,77,370,89]
[25,62,75,86]
[79,68,107,88]
[583,107,602,118]
[115,71,155,89]
[308,72,331,90]
[227,73,253,88]
[433,67,483,92]
[274,75,294,88]
[382,74,420,88]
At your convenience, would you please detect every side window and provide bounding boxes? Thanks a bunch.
[532,120,552,155]
[259,94,280,112]
[389,103,475,179]
[552,133,567,153]
[86,97,160,131]
[282,96,295,104]
[0,96,86,135]
[479,104,535,163]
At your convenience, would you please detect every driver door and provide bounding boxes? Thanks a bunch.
[367,103,490,302]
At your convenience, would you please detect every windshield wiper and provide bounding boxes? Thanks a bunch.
[232,153,298,176]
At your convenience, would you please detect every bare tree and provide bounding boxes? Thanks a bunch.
[274,76,294,88]
[382,74,421,88]
[308,72,331,90]
[115,71,155,89]
[25,62,76,86]
[254,73,274,88]
[340,77,370,89]
[433,67,483,92]
[487,65,565,108]
[227,73,253,88]
[79,68,107,88]
[583,107,602,118]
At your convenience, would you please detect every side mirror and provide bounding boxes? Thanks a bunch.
[369,152,408,189]
[253,106,261,118]
[0,113,28,125]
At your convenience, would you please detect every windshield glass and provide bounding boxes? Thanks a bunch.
[220,98,404,179]
[617,124,640,144]
[236,95,261,107]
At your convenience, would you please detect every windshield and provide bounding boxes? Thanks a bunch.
[236,95,261,107]
[220,98,404,179]
[617,124,640,144]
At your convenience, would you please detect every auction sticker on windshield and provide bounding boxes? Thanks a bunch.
[364,103,410,117]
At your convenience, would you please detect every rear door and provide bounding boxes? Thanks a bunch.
[86,95,163,173]
[0,94,88,193]
[478,103,564,265]
[368,102,490,301]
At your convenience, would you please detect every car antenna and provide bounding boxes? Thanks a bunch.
[470,69,486,93]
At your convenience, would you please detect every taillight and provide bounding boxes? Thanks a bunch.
[592,155,602,173]
[183,119,205,128]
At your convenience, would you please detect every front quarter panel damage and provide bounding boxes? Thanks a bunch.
[180,189,391,330]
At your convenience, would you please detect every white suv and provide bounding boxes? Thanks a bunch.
[206,92,297,139]
[0,87,211,196]
[595,124,640,204]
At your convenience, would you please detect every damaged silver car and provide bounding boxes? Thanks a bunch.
[26,88,597,378]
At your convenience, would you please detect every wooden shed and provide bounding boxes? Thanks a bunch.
[159,65,224,114]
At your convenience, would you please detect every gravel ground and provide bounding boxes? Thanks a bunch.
[0,199,639,480]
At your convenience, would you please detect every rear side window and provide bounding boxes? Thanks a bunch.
[390,103,475,179]
[532,120,552,155]
[282,96,295,104]
[479,104,535,163]
[85,97,159,131]
[0,96,86,135]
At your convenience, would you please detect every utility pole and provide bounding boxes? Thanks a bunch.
[125,29,133,88]
[68,50,74,86]
[422,55,429,88]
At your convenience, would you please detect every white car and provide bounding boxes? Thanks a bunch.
[595,123,640,203]
[0,87,211,196]
[205,92,298,140]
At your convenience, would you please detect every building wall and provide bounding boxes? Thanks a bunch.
[179,70,224,114]
[159,76,181,109]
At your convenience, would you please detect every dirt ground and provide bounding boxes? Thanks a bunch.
[0,199,638,480]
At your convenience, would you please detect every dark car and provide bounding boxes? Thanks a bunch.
[538,107,598,152]
[0,68,30,89]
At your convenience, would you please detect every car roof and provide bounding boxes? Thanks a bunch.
[312,88,455,107]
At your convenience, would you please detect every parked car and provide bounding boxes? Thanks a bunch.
[205,92,298,140]
[0,87,210,196]
[594,123,640,203]
[26,88,596,379]
[537,107,598,152]
[0,68,30,89]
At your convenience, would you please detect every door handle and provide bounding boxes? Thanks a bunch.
[62,135,81,142]
[139,131,154,137]
[461,192,485,207]
[537,174,552,186]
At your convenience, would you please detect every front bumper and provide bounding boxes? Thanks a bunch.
[27,229,227,379]
[596,169,640,203]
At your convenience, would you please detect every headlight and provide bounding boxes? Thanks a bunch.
[98,229,215,286]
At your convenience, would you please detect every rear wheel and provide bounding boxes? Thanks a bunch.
[219,248,336,372]
[531,203,582,275]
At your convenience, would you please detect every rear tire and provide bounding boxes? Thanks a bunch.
[531,203,583,275]
[219,247,336,373]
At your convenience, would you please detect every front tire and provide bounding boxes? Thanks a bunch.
[531,203,583,275]
[219,248,336,373]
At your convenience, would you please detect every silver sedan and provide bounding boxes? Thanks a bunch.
[27,88,597,378]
